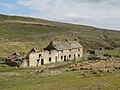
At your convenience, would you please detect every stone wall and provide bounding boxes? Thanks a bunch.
[29,52,41,67]
[27,47,83,67]
[42,50,58,64]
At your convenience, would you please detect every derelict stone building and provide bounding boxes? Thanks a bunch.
[28,39,83,67]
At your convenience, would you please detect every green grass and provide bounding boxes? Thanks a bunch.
[104,51,120,55]
[0,41,50,56]
[0,63,120,90]
[0,22,66,39]
[0,14,120,56]
[0,60,120,90]
[0,66,120,90]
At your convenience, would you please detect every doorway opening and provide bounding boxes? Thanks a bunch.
[41,59,44,65]
[55,56,57,62]
[64,55,67,61]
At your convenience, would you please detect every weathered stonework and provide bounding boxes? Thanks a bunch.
[26,39,83,67]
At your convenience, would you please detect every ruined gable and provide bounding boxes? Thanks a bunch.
[27,39,83,67]
[6,39,83,67]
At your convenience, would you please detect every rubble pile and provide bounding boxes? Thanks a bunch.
[68,58,120,72]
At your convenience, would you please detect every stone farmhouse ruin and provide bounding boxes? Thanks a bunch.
[5,39,83,67]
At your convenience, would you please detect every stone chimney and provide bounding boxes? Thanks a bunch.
[50,41,53,45]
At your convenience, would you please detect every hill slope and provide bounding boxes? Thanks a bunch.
[0,14,120,56]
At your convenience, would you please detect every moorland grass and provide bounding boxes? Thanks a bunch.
[0,64,120,90]
[0,14,120,56]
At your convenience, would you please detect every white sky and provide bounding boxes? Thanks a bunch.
[0,0,120,30]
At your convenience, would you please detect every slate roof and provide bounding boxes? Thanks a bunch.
[50,41,82,51]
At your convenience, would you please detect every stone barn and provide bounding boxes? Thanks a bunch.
[27,39,83,67]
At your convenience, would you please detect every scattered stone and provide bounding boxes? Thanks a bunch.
[68,58,120,72]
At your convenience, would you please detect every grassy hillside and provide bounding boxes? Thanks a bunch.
[0,14,120,56]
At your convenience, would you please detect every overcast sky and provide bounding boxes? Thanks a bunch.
[0,0,120,30]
